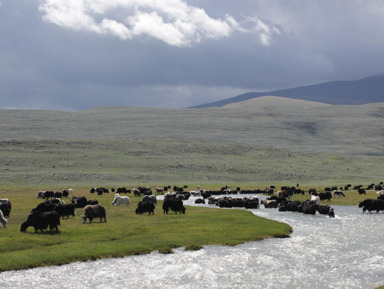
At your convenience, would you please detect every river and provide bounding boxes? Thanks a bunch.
[1,196,383,289]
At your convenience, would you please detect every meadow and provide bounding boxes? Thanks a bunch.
[0,187,292,272]
[2,96,384,188]
[1,138,384,189]
[0,184,378,272]
[1,97,384,272]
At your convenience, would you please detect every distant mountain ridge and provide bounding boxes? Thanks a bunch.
[190,75,384,108]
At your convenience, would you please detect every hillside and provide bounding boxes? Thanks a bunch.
[1,96,384,155]
[1,97,384,187]
[191,75,384,108]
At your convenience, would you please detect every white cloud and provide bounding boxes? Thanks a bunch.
[38,0,276,47]
[3,0,384,111]
[128,11,189,46]
[39,1,101,33]
[101,18,131,39]
[241,17,281,46]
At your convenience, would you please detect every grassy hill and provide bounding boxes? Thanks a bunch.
[1,97,384,187]
[191,75,384,107]
[1,96,384,154]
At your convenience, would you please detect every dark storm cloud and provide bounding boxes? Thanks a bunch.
[1,0,384,110]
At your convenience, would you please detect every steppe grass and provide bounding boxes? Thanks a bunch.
[0,188,292,272]
[2,101,384,155]
[289,188,379,206]
[1,138,384,188]
[0,184,376,272]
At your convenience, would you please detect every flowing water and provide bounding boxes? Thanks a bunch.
[1,195,383,289]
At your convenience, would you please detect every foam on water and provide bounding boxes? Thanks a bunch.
[1,195,384,289]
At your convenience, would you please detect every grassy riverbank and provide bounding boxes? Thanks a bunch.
[0,188,292,272]
[289,188,378,207]
[0,184,376,272]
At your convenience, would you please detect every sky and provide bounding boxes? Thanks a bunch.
[1,0,384,110]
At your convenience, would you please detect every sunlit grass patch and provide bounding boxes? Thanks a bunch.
[0,188,291,272]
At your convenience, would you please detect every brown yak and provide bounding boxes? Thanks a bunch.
[81,204,106,224]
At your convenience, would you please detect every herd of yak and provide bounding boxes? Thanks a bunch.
[1,182,384,233]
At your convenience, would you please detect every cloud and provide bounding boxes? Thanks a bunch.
[101,18,131,39]
[39,0,234,46]
[38,0,278,47]
[2,0,384,111]
[248,18,281,46]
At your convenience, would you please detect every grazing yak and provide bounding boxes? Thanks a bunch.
[37,191,54,200]
[142,195,157,204]
[0,209,7,228]
[81,204,106,224]
[376,190,384,197]
[309,188,317,195]
[162,198,186,214]
[46,198,65,205]
[0,199,12,218]
[20,211,60,233]
[90,187,109,195]
[87,200,99,205]
[332,190,345,198]
[319,192,332,201]
[31,200,59,213]
[112,194,130,206]
[358,188,366,195]
[54,203,76,219]
[54,192,63,199]
[116,187,129,194]
[62,188,72,198]
[155,187,164,194]
[36,191,46,199]
[71,196,88,208]
[358,199,384,213]
[135,201,156,215]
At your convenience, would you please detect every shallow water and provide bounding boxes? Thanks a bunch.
[1,195,384,289]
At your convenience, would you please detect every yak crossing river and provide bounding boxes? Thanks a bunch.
[1,194,383,289]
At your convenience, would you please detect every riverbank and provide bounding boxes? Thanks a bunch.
[0,188,291,272]
[1,204,383,289]
[1,184,379,272]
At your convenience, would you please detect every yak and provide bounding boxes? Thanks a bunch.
[135,201,156,215]
[20,211,60,233]
[81,204,106,223]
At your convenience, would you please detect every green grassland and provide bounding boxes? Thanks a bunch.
[0,184,377,272]
[1,97,384,188]
[1,98,384,272]
[0,188,292,272]
[289,188,378,207]
[1,96,384,156]
[1,138,384,189]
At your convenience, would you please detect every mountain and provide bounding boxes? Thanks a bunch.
[190,75,384,108]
